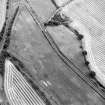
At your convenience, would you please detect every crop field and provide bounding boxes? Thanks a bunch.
[0,0,105,105]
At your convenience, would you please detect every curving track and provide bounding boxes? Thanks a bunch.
[24,0,105,100]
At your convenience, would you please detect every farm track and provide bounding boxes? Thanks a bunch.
[0,0,19,52]
[0,6,19,53]
[51,0,74,8]
[0,0,9,46]
[24,0,105,100]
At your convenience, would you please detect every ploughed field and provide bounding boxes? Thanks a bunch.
[1,0,105,105]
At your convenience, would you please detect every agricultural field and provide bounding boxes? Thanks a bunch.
[0,0,105,105]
